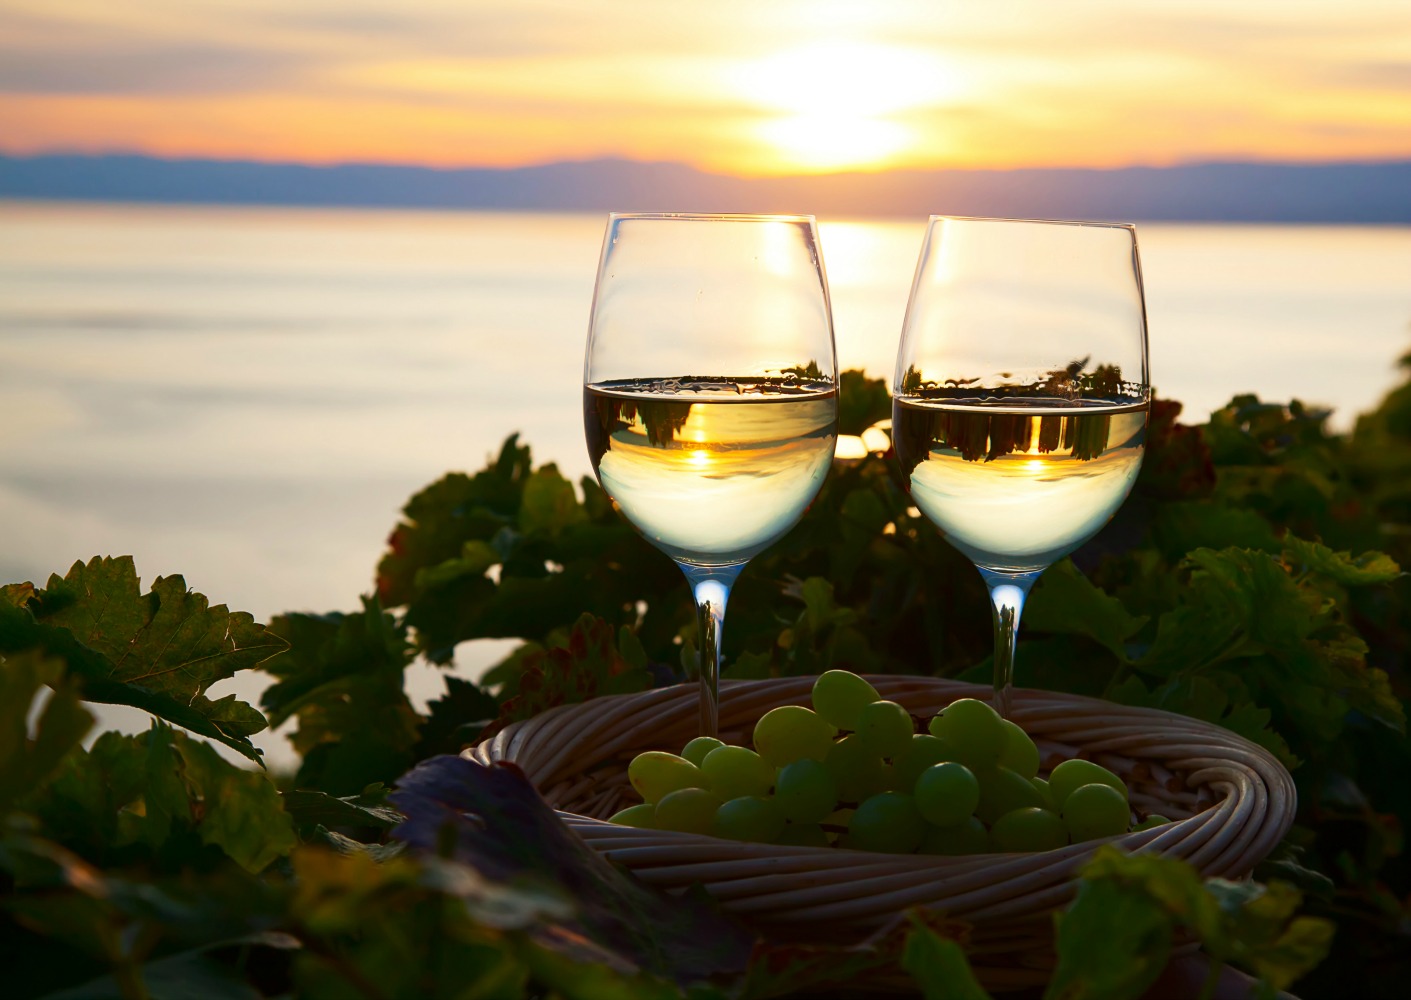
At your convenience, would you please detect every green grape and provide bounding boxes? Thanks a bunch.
[928,698,1005,768]
[608,803,658,828]
[998,719,1041,779]
[989,807,1068,852]
[854,700,915,759]
[824,736,889,803]
[1063,783,1132,842]
[681,736,725,767]
[712,796,786,843]
[655,788,723,835]
[700,745,774,800]
[913,762,980,827]
[754,705,837,767]
[811,669,880,730]
[920,816,989,856]
[894,734,955,791]
[847,792,925,854]
[1030,776,1055,810]
[777,822,831,847]
[774,758,839,824]
[1133,814,1172,832]
[1048,759,1128,810]
[974,765,1045,825]
[628,751,706,804]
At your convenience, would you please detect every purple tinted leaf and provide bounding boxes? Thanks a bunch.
[390,755,754,989]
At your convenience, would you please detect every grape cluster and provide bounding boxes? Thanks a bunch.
[609,670,1171,854]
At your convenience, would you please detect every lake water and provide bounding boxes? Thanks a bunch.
[3,201,1410,765]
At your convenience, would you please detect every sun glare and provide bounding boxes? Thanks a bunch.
[734,41,961,172]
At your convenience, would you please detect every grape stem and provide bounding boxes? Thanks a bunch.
[680,563,744,739]
[979,567,1042,720]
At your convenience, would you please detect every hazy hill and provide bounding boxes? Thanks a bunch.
[2,154,1409,222]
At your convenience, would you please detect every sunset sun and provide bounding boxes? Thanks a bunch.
[733,41,963,172]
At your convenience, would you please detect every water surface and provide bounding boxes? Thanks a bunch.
[3,201,1408,764]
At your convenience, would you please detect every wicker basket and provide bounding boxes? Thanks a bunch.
[470,676,1296,991]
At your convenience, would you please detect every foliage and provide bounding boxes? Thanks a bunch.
[1048,847,1332,1000]
[3,363,1411,998]
[0,557,282,763]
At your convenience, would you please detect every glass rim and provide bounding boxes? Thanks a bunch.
[928,214,1137,232]
[607,211,816,224]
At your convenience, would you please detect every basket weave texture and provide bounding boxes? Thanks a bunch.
[470,676,1295,986]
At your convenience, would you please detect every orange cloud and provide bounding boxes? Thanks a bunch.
[1,0,1408,175]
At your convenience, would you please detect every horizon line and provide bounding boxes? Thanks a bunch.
[5,150,1411,179]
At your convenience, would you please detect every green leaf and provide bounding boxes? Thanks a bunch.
[520,464,589,536]
[1057,848,1334,996]
[262,596,421,795]
[0,557,282,764]
[39,938,288,1000]
[1204,880,1334,990]
[837,369,892,436]
[1282,537,1403,586]
[1151,501,1281,560]
[1046,874,1175,1000]
[0,651,94,811]
[486,614,650,735]
[903,922,993,1000]
[1111,675,1297,767]
[412,539,502,591]
[415,675,501,758]
[618,625,649,672]
[377,437,532,608]
[179,739,297,873]
[281,788,402,831]
[1080,848,1224,941]
[798,577,844,633]
[723,649,773,680]
[1135,398,1215,500]
[1025,560,1147,661]
[23,726,295,872]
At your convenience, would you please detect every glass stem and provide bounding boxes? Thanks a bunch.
[679,563,744,739]
[978,567,1042,719]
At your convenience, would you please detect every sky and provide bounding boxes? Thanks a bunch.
[1,0,1409,176]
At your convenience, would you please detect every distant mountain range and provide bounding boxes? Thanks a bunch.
[2,153,1409,222]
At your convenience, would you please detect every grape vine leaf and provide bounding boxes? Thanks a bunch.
[377,436,532,609]
[0,650,94,811]
[261,596,421,796]
[1024,559,1148,661]
[24,725,296,873]
[1136,398,1216,500]
[0,557,283,764]
[1281,537,1403,586]
[902,922,994,1000]
[415,675,501,757]
[389,755,756,989]
[1108,674,1297,767]
[1128,545,1405,750]
[837,370,892,436]
[1048,847,1333,1000]
[520,463,589,536]
[483,613,650,737]
[280,788,402,831]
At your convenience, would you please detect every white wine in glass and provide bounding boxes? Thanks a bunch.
[584,214,839,737]
[892,217,1150,717]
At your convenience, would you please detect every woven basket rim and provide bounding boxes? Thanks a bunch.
[470,675,1295,950]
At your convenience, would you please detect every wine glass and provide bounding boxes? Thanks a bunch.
[891,216,1150,718]
[584,213,839,737]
